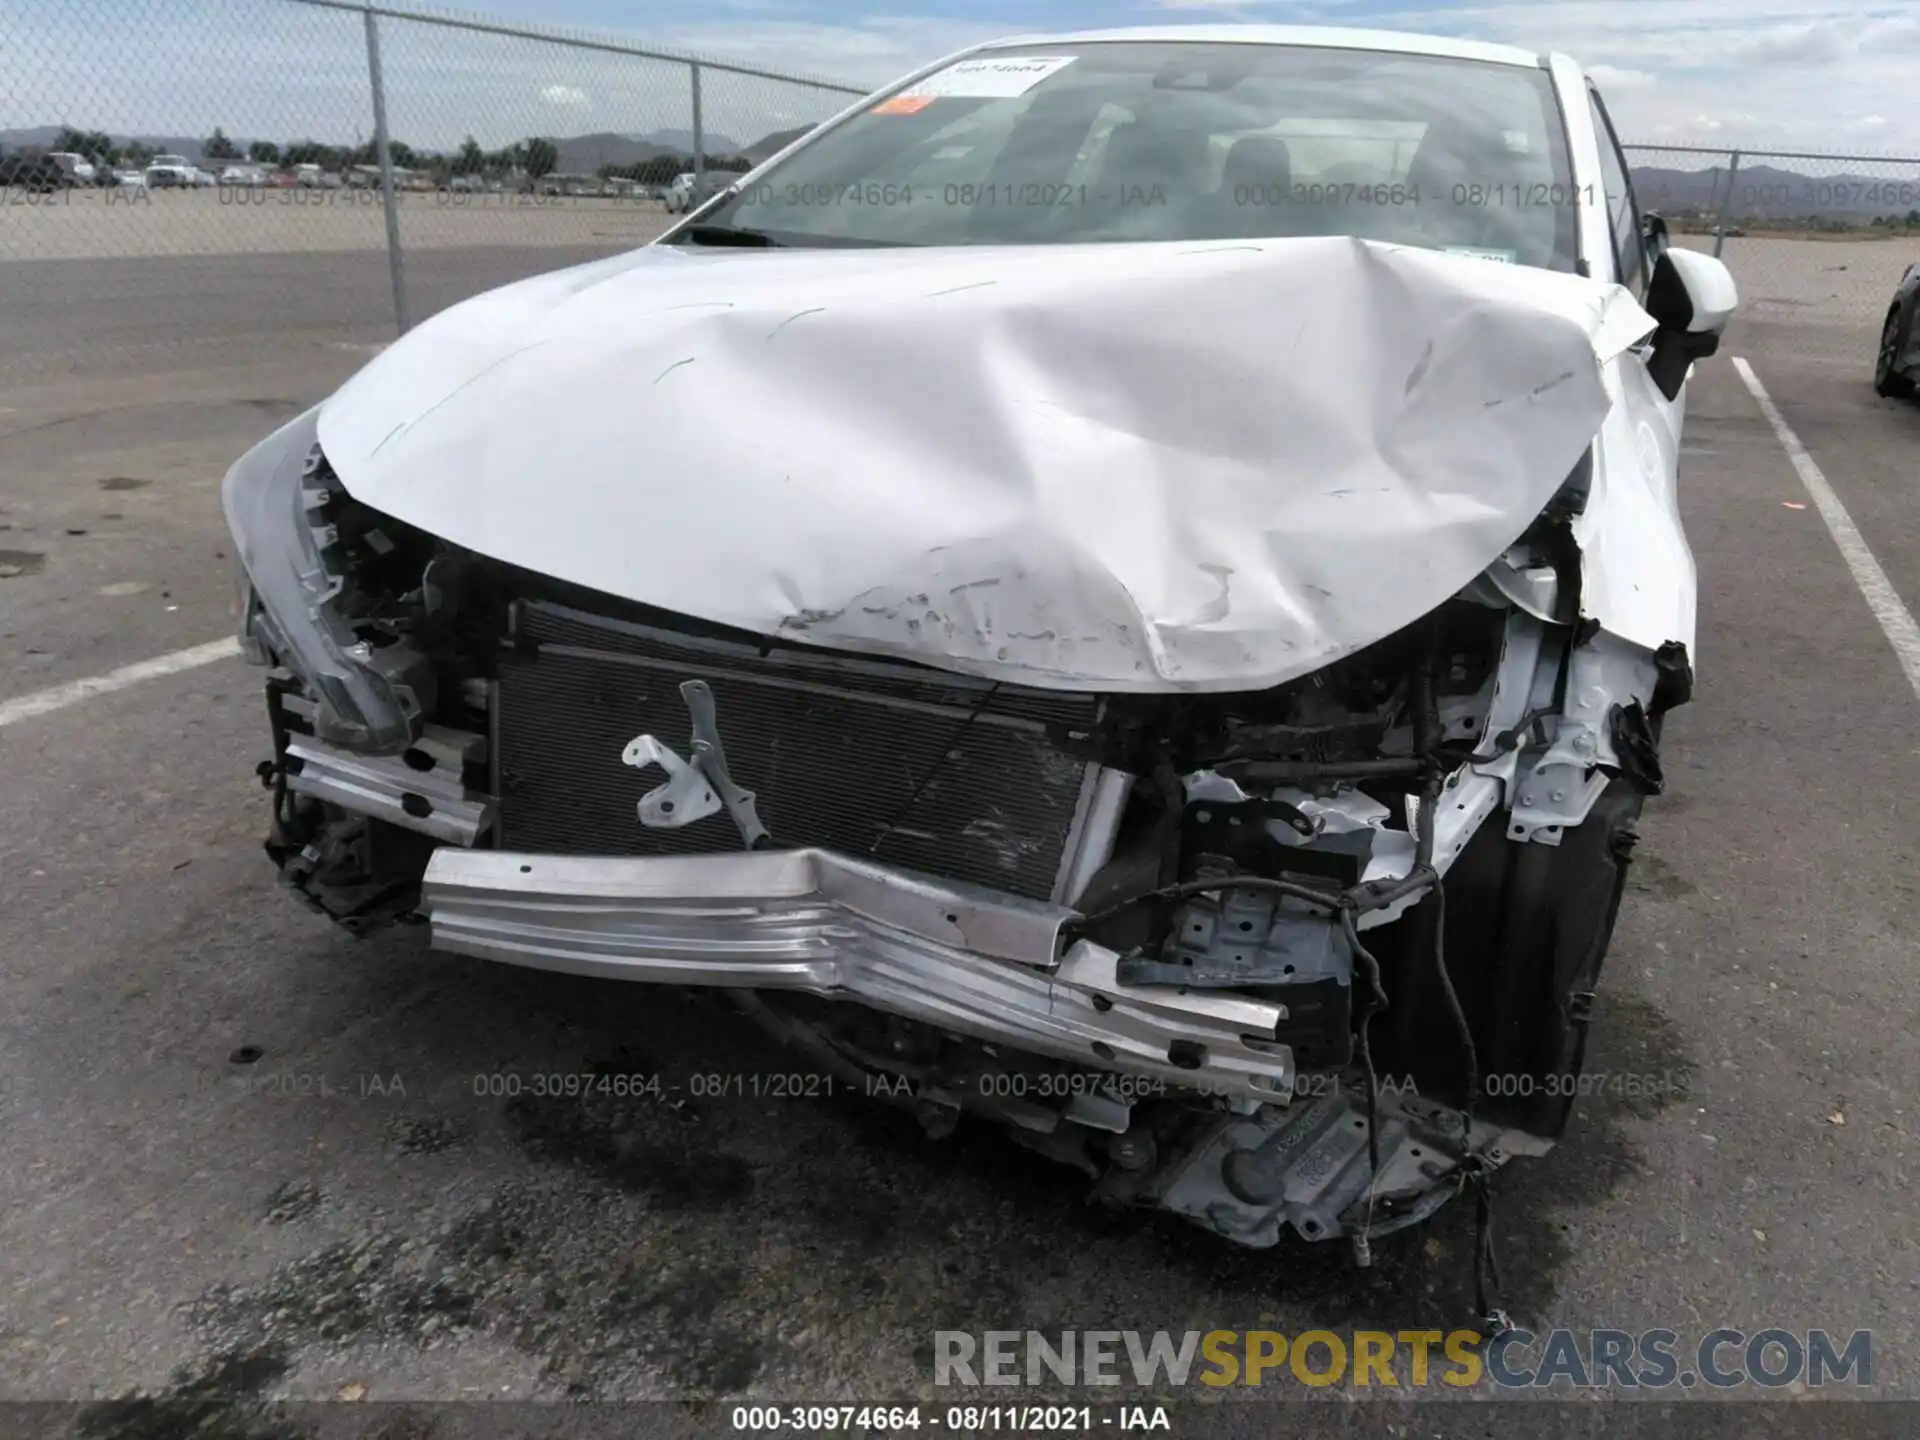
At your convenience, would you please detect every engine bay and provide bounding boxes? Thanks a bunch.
[241,447,1685,1297]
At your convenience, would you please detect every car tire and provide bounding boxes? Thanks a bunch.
[1875,305,1915,399]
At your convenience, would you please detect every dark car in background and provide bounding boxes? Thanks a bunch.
[1874,261,1920,399]
[0,153,68,192]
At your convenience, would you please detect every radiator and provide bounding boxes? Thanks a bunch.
[493,601,1109,903]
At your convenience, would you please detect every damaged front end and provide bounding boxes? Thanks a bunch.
[227,412,1683,1265]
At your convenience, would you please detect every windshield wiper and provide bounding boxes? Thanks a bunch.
[674,223,784,248]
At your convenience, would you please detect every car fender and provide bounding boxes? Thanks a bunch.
[1573,354,1697,658]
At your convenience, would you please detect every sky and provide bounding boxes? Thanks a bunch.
[4,0,1917,157]
[527,0,1920,151]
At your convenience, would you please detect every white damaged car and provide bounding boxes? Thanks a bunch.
[223,26,1736,1274]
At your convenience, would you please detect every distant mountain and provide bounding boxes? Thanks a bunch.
[551,129,763,172]
[742,124,815,162]
[553,133,677,172]
[635,128,741,155]
[0,125,64,150]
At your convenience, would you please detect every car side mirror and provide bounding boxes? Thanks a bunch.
[1643,248,1739,401]
[1642,211,1672,264]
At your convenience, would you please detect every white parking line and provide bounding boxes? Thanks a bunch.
[0,637,241,730]
[1732,357,1920,703]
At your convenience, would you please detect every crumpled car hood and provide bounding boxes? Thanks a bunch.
[315,236,1655,692]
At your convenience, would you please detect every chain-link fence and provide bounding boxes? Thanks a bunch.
[1623,144,1920,333]
[0,0,867,381]
[1625,144,1920,251]
[12,4,1920,386]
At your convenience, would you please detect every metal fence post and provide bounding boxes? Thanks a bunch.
[362,0,411,334]
[691,60,704,182]
[1714,149,1741,259]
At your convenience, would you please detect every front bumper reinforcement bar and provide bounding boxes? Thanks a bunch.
[423,847,1295,1102]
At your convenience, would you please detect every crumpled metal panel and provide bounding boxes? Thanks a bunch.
[313,236,1657,693]
[284,726,492,846]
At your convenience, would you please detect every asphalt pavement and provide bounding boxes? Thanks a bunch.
[1,237,1917,1431]
[0,243,631,385]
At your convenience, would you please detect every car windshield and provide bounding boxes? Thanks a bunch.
[697,40,1580,270]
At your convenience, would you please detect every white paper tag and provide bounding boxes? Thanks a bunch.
[901,55,1078,100]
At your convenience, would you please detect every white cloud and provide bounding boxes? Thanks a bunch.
[1863,17,1920,51]
[1587,64,1656,90]
[1730,19,1862,65]
[1134,0,1273,11]
[540,84,589,107]
[1322,0,1920,151]
[659,16,1005,86]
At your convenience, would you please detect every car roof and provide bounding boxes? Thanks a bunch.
[974,24,1546,70]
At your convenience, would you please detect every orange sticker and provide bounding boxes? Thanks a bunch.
[872,94,935,115]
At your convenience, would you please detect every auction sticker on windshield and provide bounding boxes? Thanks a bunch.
[898,54,1078,99]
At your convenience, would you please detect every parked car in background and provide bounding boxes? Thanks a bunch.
[534,173,601,197]
[222,25,1738,1261]
[344,165,418,190]
[114,168,149,189]
[1874,261,1920,399]
[145,154,199,188]
[46,151,96,185]
[663,169,738,214]
[218,165,268,188]
[291,163,341,189]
